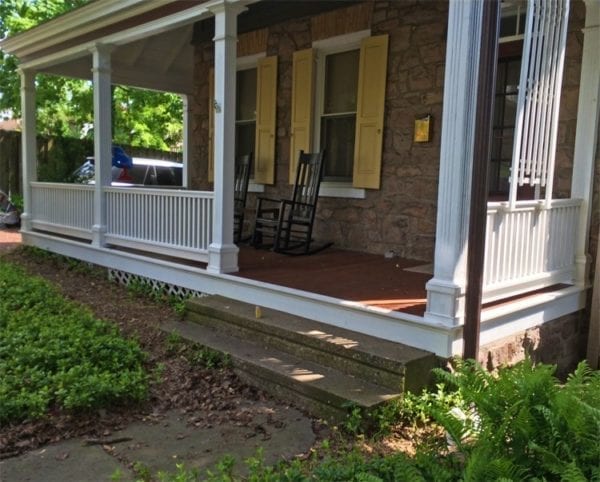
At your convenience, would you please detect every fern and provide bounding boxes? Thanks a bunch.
[426,359,600,481]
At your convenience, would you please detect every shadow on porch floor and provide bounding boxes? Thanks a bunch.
[236,247,430,316]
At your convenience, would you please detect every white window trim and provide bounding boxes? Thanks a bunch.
[319,182,365,199]
[312,30,370,199]
[237,53,265,191]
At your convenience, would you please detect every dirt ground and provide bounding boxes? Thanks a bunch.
[0,230,420,472]
[0,230,324,460]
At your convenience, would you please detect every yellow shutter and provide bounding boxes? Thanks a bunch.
[353,34,388,189]
[208,67,214,183]
[289,48,315,183]
[254,56,277,185]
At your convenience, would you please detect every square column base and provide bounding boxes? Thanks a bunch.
[92,224,107,248]
[425,278,464,326]
[207,243,239,274]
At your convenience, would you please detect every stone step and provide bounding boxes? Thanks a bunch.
[162,319,400,422]
[184,295,436,393]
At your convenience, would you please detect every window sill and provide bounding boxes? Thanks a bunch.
[319,182,365,199]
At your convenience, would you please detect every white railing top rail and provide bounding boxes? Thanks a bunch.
[30,181,95,190]
[104,186,214,198]
[487,197,582,214]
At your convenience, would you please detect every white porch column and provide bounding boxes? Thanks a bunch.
[425,0,485,329]
[572,0,600,287]
[206,2,244,274]
[19,69,37,232]
[90,45,113,247]
[182,94,191,189]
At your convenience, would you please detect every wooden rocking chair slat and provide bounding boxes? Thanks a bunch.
[251,150,331,255]
[234,152,252,244]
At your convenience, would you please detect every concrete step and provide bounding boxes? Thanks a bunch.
[162,319,399,422]
[185,296,436,393]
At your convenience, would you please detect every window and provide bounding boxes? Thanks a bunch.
[319,49,360,181]
[488,7,527,199]
[291,31,388,195]
[208,54,277,186]
[235,67,257,160]
[489,55,521,197]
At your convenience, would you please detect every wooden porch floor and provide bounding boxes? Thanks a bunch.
[236,247,430,316]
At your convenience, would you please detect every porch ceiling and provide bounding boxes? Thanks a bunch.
[41,25,195,94]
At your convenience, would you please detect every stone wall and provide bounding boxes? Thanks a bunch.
[190,0,590,263]
[479,311,589,378]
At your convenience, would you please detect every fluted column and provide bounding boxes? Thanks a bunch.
[572,0,600,287]
[90,44,113,247]
[425,0,485,328]
[19,69,37,232]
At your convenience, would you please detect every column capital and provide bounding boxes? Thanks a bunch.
[89,43,115,56]
[90,43,114,73]
[206,0,247,16]
[18,69,36,92]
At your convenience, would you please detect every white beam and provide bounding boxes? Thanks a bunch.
[18,69,37,232]
[206,1,246,274]
[90,45,113,247]
[572,0,600,287]
[425,0,485,326]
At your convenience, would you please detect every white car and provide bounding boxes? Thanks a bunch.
[73,157,183,187]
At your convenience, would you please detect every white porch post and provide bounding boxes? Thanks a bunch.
[182,94,191,189]
[425,0,485,331]
[90,45,113,247]
[19,69,37,232]
[572,0,600,287]
[206,2,244,274]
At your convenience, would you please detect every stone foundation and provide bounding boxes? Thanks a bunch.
[479,311,590,377]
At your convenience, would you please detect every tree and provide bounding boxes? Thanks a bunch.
[0,0,183,151]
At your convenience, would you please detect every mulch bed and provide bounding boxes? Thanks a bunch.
[0,244,291,458]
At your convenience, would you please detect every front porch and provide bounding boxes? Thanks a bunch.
[2,0,598,362]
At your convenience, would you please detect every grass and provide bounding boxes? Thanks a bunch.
[0,260,148,424]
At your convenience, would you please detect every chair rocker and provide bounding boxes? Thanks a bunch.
[234,152,252,244]
[251,150,331,255]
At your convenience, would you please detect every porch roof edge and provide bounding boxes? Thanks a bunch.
[0,0,155,58]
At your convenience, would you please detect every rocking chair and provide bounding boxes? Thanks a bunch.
[234,152,252,244]
[251,150,331,255]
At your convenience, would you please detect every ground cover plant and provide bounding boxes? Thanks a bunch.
[0,261,148,424]
[0,246,269,459]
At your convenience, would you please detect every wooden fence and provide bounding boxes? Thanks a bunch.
[0,130,182,196]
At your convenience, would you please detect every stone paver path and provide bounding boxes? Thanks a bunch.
[0,228,21,255]
[1,405,316,482]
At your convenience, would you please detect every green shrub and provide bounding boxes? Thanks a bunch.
[0,262,148,423]
[430,358,600,481]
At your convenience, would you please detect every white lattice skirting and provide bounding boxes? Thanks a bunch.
[108,268,206,300]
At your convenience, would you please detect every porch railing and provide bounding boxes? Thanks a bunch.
[105,187,213,262]
[483,198,581,303]
[30,182,94,239]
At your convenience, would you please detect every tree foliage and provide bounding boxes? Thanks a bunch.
[0,0,183,151]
